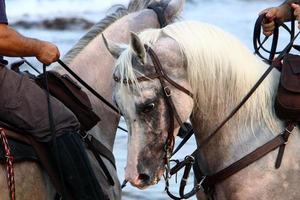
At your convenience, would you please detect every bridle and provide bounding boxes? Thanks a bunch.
[113,44,193,156]
[112,44,194,192]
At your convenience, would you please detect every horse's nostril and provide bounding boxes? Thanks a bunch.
[138,173,150,183]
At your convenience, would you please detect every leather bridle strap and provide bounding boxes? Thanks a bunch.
[145,45,193,133]
[144,45,193,98]
[145,45,179,156]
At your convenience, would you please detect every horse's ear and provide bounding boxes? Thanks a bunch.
[165,0,185,22]
[102,34,125,59]
[130,32,146,64]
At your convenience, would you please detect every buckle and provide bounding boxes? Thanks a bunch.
[285,127,293,134]
[81,132,92,141]
[184,155,195,164]
[164,86,171,97]
[196,176,207,192]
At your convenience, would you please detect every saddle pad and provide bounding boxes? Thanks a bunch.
[0,139,38,163]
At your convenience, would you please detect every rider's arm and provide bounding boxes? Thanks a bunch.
[279,0,300,21]
[0,24,60,65]
[0,0,60,65]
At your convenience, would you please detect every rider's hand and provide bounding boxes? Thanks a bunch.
[36,41,60,66]
[292,3,300,29]
[260,7,283,36]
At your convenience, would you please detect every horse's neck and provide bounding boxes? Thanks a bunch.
[54,9,160,151]
[191,69,284,174]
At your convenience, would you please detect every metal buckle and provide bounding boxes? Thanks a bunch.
[164,86,171,97]
[285,127,293,134]
[196,176,207,192]
[185,155,195,164]
[82,132,91,141]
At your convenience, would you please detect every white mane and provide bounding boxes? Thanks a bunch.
[115,21,282,135]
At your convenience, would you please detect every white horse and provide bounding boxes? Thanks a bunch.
[105,21,300,200]
[0,0,184,199]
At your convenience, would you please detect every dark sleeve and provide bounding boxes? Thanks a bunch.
[0,0,7,24]
[282,0,300,5]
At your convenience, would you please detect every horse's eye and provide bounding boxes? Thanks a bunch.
[142,103,155,113]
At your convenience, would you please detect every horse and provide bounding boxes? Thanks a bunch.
[0,0,184,199]
[105,20,300,200]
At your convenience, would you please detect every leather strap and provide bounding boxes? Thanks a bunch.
[85,136,115,186]
[89,135,116,169]
[275,123,295,168]
[200,123,295,191]
[145,45,193,98]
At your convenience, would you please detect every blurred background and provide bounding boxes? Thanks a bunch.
[5,0,285,199]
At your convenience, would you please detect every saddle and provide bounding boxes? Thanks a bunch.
[35,70,100,131]
[275,53,300,121]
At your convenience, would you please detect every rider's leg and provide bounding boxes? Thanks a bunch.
[0,66,108,200]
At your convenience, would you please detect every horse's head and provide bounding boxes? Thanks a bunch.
[104,30,194,188]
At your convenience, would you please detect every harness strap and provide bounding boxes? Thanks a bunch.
[144,45,194,98]
[200,123,295,191]
[146,45,176,158]
[88,135,116,169]
[275,123,295,168]
[85,137,115,186]
[169,123,295,197]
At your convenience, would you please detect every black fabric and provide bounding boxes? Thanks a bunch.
[147,1,167,28]
[0,139,38,163]
[47,133,109,200]
[0,0,7,24]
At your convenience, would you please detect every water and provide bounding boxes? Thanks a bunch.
[4,0,287,199]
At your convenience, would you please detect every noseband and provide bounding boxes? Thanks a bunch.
[113,44,193,164]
